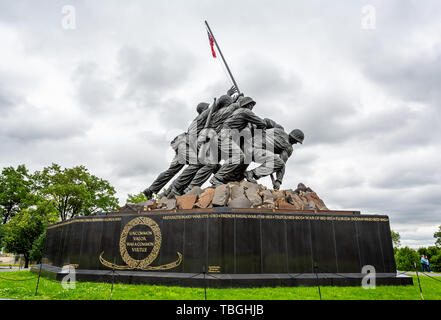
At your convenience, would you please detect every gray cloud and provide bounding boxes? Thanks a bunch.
[0,85,19,114]
[0,75,90,142]
[117,46,196,103]
[0,119,88,142]
[238,57,302,103]
[0,101,91,142]
[71,62,116,113]
[362,49,441,106]
[373,161,441,190]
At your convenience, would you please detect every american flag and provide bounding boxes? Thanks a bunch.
[207,30,216,58]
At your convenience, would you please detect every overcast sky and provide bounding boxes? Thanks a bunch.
[0,0,440,247]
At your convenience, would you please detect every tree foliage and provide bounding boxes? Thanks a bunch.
[429,252,441,271]
[33,163,119,221]
[395,246,441,272]
[434,225,441,247]
[30,231,46,263]
[3,201,58,267]
[0,165,33,224]
[394,247,420,271]
[0,224,4,249]
[126,192,147,204]
[391,230,401,248]
[0,163,121,263]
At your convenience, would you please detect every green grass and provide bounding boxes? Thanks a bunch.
[0,271,440,300]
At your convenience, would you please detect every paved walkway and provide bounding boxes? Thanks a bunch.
[399,271,441,277]
[0,266,29,272]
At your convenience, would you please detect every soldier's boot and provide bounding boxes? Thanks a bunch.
[244,170,257,183]
[201,164,223,190]
[157,186,171,199]
[209,175,224,187]
[183,185,193,194]
[143,188,154,200]
[168,185,182,197]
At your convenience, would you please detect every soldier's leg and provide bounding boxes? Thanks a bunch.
[144,154,185,196]
[210,163,248,186]
[210,139,246,185]
[167,164,204,196]
[247,149,285,180]
[184,164,220,192]
[183,138,223,192]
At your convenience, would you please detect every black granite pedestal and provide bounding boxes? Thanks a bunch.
[32,208,413,287]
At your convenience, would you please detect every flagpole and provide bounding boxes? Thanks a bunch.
[205,20,241,95]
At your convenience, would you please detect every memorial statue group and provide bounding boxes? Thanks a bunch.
[143,86,305,200]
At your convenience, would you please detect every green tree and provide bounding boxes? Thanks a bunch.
[29,231,46,263]
[126,192,147,204]
[417,247,427,256]
[0,224,4,250]
[394,247,419,271]
[426,246,441,259]
[0,165,33,224]
[4,201,58,268]
[33,163,119,221]
[429,252,441,272]
[391,230,401,249]
[434,225,441,247]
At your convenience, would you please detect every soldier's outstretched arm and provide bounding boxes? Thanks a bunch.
[243,109,267,129]
[275,150,291,187]
[280,150,290,164]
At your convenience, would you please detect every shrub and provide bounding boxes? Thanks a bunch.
[428,253,441,272]
[394,247,419,271]
[29,231,46,263]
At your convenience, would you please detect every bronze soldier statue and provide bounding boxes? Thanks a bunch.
[162,93,236,196]
[244,118,304,190]
[142,102,210,199]
[209,97,267,186]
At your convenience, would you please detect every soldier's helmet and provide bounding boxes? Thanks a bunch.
[289,129,304,144]
[297,183,307,191]
[239,97,256,110]
[216,95,233,110]
[197,102,209,114]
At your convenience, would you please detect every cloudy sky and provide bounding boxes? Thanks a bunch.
[0,0,440,247]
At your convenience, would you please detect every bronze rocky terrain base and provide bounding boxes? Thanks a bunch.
[120,182,329,212]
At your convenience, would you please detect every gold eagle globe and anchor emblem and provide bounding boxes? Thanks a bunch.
[99,216,182,270]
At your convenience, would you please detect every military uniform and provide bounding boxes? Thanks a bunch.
[250,126,292,184]
[210,100,267,186]
[245,122,304,189]
[163,95,239,195]
[145,105,211,194]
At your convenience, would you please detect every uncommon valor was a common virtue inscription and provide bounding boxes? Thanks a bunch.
[99,216,183,271]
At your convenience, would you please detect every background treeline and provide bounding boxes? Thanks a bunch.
[392,228,441,272]
[0,164,119,268]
